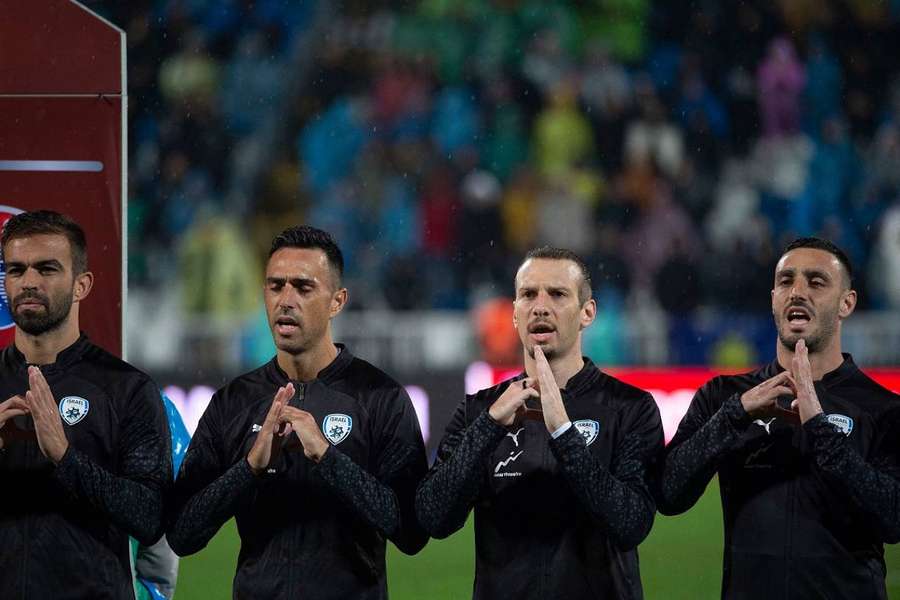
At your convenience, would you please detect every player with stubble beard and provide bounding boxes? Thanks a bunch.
[416,246,664,600]
[168,225,428,600]
[657,237,900,599]
[0,210,171,599]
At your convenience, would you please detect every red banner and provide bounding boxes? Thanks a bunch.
[0,1,125,356]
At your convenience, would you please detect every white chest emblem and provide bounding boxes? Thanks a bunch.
[322,413,352,445]
[59,396,89,426]
[825,414,854,436]
[573,420,600,446]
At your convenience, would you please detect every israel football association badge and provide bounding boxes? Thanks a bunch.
[322,413,352,445]
[58,396,90,426]
[825,414,854,436]
[573,419,600,446]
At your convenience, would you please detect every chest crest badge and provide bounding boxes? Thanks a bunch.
[322,413,352,445]
[825,413,854,436]
[58,396,90,426]
[573,419,600,446]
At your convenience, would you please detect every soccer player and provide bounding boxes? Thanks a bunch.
[0,210,172,598]
[658,238,900,599]
[169,225,428,599]
[416,247,664,599]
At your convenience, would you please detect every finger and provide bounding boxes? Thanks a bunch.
[771,386,795,399]
[0,408,28,423]
[261,387,288,432]
[29,368,56,414]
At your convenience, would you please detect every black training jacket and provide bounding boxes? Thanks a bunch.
[416,358,664,600]
[0,335,172,600]
[168,345,428,600]
[658,354,900,599]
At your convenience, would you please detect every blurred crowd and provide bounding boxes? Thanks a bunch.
[92,1,900,366]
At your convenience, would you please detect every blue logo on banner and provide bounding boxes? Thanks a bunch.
[0,205,24,331]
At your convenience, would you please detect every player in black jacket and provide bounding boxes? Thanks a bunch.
[658,237,900,599]
[168,225,428,599]
[0,210,172,599]
[416,247,664,600]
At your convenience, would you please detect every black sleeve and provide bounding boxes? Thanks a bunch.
[313,386,429,554]
[53,379,172,546]
[415,399,507,539]
[167,396,259,556]
[657,380,752,515]
[548,394,664,550]
[804,408,900,543]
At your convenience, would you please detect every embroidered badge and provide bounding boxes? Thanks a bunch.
[322,413,352,445]
[58,396,89,426]
[573,419,600,446]
[825,414,854,436]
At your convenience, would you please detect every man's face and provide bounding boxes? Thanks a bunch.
[3,234,77,336]
[264,247,344,356]
[513,258,595,360]
[771,248,854,353]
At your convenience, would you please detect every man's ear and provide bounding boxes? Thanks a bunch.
[580,298,597,330]
[330,287,348,318]
[73,271,93,303]
[838,289,857,319]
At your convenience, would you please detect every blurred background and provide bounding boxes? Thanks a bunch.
[78,0,900,596]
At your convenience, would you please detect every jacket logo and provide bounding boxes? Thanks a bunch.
[494,451,524,477]
[58,396,89,426]
[753,418,775,435]
[573,420,600,446]
[506,427,524,447]
[322,414,352,445]
[825,414,853,436]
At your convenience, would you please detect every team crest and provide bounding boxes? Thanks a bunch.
[322,413,352,445]
[573,419,600,446]
[825,414,854,436]
[59,396,89,426]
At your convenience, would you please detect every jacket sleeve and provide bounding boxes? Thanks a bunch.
[804,407,900,543]
[313,385,429,554]
[167,395,259,556]
[548,393,663,550]
[415,397,508,539]
[53,378,172,546]
[657,379,752,515]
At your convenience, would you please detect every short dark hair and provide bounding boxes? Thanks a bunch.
[783,237,853,288]
[1,210,88,274]
[521,246,593,303]
[269,225,344,285]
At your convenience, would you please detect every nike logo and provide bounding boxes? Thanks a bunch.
[494,451,524,473]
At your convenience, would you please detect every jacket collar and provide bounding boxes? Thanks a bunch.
[7,333,90,374]
[763,352,858,388]
[267,343,354,386]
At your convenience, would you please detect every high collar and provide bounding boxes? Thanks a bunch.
[8,333,91,374]
[266,343,354,386]
[517,356,600,395]
[764,352,858,388]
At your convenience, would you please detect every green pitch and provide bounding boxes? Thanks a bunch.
[175,479,900,598]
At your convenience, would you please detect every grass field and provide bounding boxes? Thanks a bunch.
[176,479,900,598]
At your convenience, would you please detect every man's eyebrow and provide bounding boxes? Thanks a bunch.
[6,259,64,269]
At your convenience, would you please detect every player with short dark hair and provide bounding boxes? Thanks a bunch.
[416,247,664,599]
[658,237,900,599]
[169,225,428,599]
[0,209,172,599]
